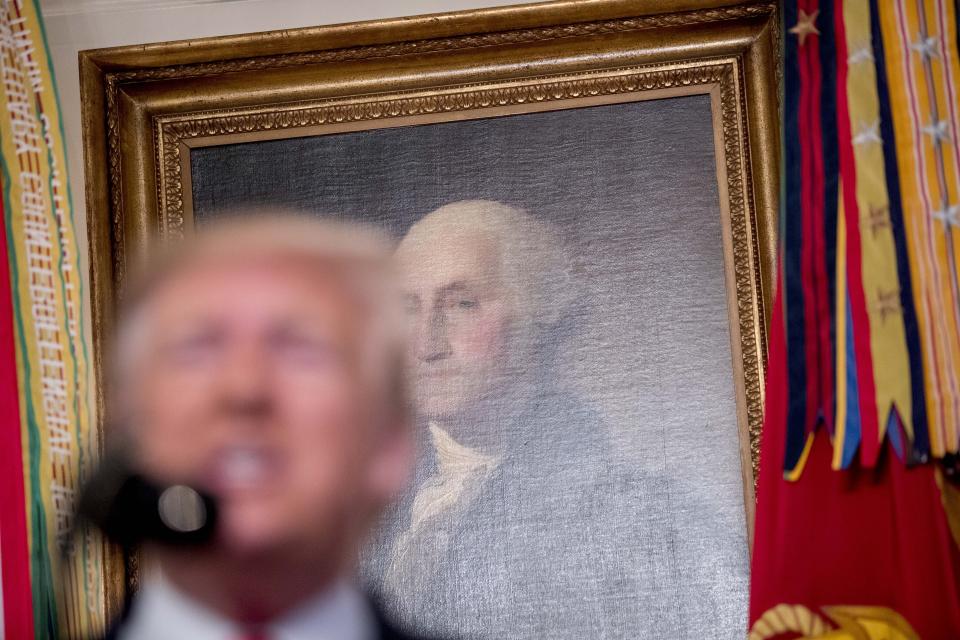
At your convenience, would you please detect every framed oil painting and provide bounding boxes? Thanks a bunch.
[80,0,780,636]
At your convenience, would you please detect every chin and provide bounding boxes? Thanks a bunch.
[418,386,485,419]
[217,505,290,556]
[417,395,459,420]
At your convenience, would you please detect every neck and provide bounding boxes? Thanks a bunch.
[427,383,539,456]
[155,545,344,624]
[428,421,500,469]
[426,416,504,456]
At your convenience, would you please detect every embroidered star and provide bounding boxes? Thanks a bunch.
[909,35,939,60]
[789,9,820,46]
[922,120,951,144]
[852,120,882,147]
[863,203,890,236]
[875,288,902,323]
[931,204,960,227]
[848,45,874,65]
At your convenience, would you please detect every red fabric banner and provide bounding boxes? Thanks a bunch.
[750,289,960,638]
[0,193,34,637]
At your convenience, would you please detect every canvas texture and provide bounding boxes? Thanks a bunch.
[191,96,750,639]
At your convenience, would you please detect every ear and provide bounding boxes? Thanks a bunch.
[366,419,414,505]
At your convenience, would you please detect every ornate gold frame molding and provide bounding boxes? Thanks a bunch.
[80,0,780,617]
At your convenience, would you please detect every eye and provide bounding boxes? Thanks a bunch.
[457,299,478,309]
[163,331,222,365]
[270,331,340,368]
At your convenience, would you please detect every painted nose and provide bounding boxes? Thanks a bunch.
[418,308,452,362]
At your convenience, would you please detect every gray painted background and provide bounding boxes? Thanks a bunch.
[190,95,749,638]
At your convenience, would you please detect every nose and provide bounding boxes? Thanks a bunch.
[216,342,273,421]
[418,307,452,363]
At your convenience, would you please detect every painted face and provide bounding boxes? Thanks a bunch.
[127,255,399,557]
[395,228,519,421]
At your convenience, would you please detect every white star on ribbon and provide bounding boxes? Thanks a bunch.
[852,120,882,147]
[931,204,960,227]
[848,46,874,65]
[922,120,951,144]
[909,35,939,60]
[789,9,820,46]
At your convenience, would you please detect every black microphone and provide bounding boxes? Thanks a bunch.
[77,450,219,548]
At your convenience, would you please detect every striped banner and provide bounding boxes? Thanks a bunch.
[749,1,960,637]
[877,0,960,458]
[781,0,960,479]
[0,0,103,637]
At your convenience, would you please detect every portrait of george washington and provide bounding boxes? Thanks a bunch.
[189,95,753,639]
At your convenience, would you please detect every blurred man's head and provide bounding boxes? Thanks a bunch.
[110,214,411,610]
[395,200,570,423]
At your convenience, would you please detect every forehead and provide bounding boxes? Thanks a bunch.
[145,254,359,326]
[396,227,503,291]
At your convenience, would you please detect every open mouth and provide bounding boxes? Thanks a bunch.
[204,445,282,495]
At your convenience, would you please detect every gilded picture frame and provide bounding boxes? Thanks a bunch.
[79,0,780,627]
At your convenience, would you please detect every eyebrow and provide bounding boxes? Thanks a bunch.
[437,281,472,296]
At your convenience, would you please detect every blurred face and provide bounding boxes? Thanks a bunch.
[125,255,403,557]
[395,229,518,420]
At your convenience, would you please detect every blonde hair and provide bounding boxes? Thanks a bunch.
[111,211,410,427]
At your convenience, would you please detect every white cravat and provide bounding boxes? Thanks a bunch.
[382,422,500,596]
[407,421,501,537]
[120,574,375,640]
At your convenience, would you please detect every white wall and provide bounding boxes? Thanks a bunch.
[43,0,525,246]
[39,0,523,399]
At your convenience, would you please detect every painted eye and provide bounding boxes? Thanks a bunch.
[457,299,478,309]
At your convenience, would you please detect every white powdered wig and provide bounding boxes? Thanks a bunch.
[398,200,573,336]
